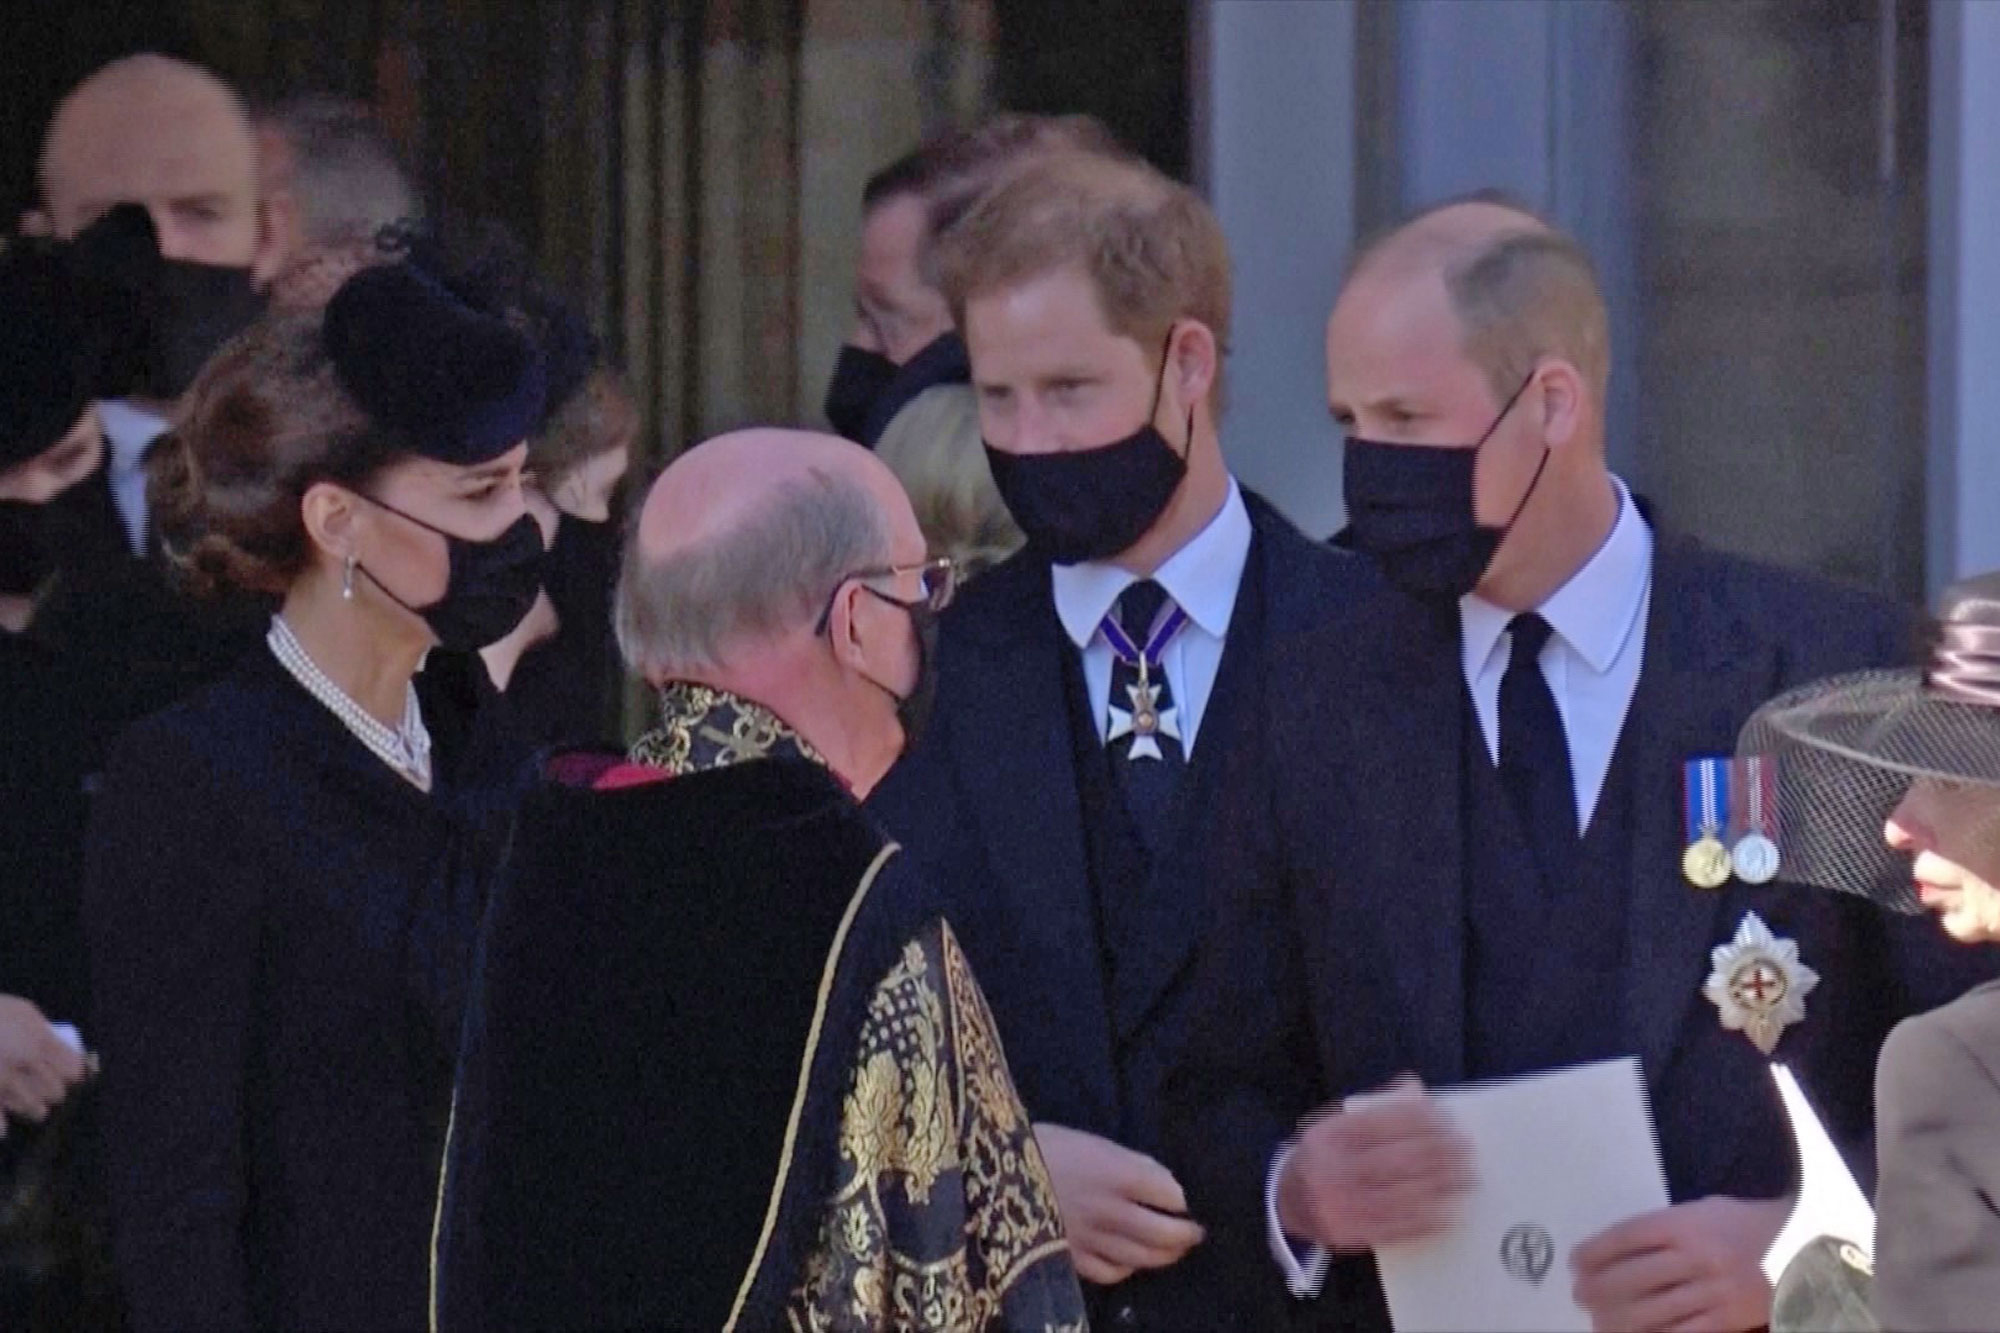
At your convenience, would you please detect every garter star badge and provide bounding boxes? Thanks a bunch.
[1704,912,1818,1056]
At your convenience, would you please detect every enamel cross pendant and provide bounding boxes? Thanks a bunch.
[1108,662,1181,761]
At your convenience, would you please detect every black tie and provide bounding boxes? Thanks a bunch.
[1498,612,1578,877]
[1107,579,1187,857]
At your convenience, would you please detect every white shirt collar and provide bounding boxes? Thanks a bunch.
[1051,478,1253,649]
[1461,476,1651,677]
[98,399,172,473]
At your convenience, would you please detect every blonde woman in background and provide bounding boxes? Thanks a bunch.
[873,381,1022,581]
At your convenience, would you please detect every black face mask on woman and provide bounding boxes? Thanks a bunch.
[983,334,1190,566]
[353,495,547,651]
[1340,373,1547,601]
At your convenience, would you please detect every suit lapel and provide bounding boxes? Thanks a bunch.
[1622,543,1780,1086]
[1340,589,1471,1085]
[952,564,1120,1122]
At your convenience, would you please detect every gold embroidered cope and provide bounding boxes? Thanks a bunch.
[786,921,1077,1332]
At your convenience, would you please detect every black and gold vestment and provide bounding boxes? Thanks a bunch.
[431,683,1084,1332]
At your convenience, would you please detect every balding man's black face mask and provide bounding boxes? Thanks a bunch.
[65,204,266,402]
[1341,373,1546,601]
[846,588,939,758]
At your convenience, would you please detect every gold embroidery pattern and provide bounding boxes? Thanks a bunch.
[629,681,827,776]
[942,925,1071,1297]
[787,922,1080,1332]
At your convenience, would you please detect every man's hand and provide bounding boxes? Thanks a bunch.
[1034,1122,1206,1286]
[0,995,87,1136]
[1571,1195,1790,1332]
[1275,1076,1475,1254]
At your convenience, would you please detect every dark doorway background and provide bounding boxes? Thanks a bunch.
[992,0,1190,180]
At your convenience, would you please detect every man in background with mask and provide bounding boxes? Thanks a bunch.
[433,428,1085,1332]
[1166,196,1994,1331]
[866,150,1372,1330]
[32,53,275,554]
[823,113,1116,449]
[20,56,274,786]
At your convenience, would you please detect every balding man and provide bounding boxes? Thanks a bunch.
[1166,197,1996,1331]
[35,53,274,549]
[431,430,1085,1332]
[20,57,272,825]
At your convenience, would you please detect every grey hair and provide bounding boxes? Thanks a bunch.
[614,466,891,678]
[257,95,419,245]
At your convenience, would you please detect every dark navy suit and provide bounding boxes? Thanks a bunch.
[1165,536,2000,1328]
[870,491,1372,1330]
[82,649,515,1331]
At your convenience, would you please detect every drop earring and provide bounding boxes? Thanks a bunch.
[342,555,356,601]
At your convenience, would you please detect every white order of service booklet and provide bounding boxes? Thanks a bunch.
[1361,1056,1671,1333]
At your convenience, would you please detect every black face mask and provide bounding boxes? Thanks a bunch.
[1341,375,1548,601]
[0,471,113,598]
[355,496,547,650]
[823,332,971,447]
[66,205,266,402]
[130,261,266,400]
[540,513,619,634]
[0,502,53,598]
[823,345,897,443]
[854,589,939,757]
[983,336,1189,566]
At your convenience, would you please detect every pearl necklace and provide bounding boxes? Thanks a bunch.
[266,616,433,790]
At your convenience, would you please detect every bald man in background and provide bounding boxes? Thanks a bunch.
[32,53,274,552]
[433,430,1084,1332]
[20,54,272,792]
[1165,197,1996,1330]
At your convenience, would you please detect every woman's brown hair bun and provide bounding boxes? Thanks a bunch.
[149,311,407,598]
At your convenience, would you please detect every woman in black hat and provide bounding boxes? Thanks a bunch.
[1741,572,2000,1331]
[81,260,547,1332]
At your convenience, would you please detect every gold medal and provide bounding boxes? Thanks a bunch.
[1683,757,1734,889]
[1683,835,1732,889]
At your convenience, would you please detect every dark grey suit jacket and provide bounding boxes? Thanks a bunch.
[1874,977,2000,1332]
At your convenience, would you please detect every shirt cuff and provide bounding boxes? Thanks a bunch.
[1265,1142,1331,1298]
